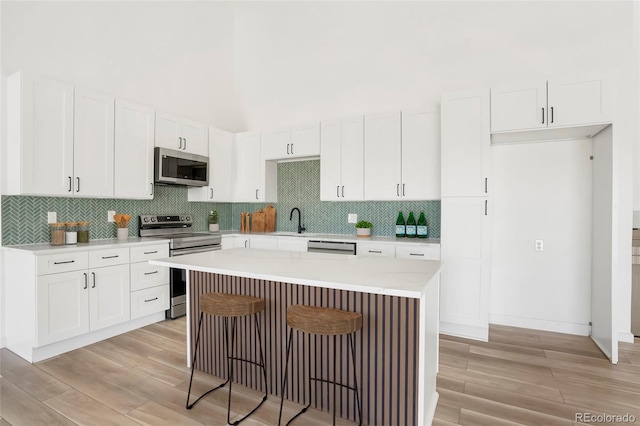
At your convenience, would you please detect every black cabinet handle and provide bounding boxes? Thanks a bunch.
[336,186,340,198]
[54,260,75,265]
[210,188,213,199]
[76,177,80,192]
[485,178,488,194]
[184,138,187,150]
[551,106,554,123]
[101,255,119,259]
[144,270,159,275]
[287,143,290,155]
[150,183,154,196]
[410,253,425,257]
[291,143,294,155]
[402,183,405,197]
[144,297,159,303]
[83,272,88,289]
[541,107,545,124]
[485,200,488,216]
[68,176,72,192]
[369,250,382,254]
[144,250,158,254]
[341,186,344,197]
[91,272,96,288]
[178,137,183,149]
[397,184,400,196]
[255,189,258,200]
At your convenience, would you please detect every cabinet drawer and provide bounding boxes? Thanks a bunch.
[130,262,169,291]
[131,285,169,319]
[89,248,129,268]
[357,243,395,258]
[395,245,440,260]
[37,252,89,275]
[130,244,169,263]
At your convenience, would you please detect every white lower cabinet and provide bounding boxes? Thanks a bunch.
[131,285,170,320]
[357,242,395,258]
[129,243,170,319]
[249,236,278,250]
[89,264,130,331]
[395,244,440,260]
[277,237,308,252]
[221,235,250,249]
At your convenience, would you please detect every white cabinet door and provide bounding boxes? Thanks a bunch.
[89,264,130,331]
[131,285,169,320]
[547,73,612,127]
[221,236,250,249]
[401,109,440,200]
[364,111,402,200]
[277,237,308,252]
[395,244,440,260]
[114,100,155,199]
[262,127,291,160]
[441,89,491,198]
[188,128,234,202]
[73,88,115,198]
[340,116,364,201]
[357,242,395,258]
[155,112,181,151]
[234,131,263,202]
[37,271,89,346]
[290,122,320,158]
[320,119,342,201]
[8,73,75,196]
[249,236,278,250]
[440,197,491,341]
[490,81,547,132]
[180,120,208,156]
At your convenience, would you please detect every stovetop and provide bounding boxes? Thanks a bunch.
[139,214,221,249]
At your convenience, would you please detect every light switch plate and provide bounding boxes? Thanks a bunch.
[47,212,57,224]
[108,210,116,222]
[535,240,543,251]
[348,213,357,224]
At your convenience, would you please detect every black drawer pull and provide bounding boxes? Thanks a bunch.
[144,271,159,276]
[144,297,159,303]
[101,255,119,259]
[144,251,158,255]
[410,253,425,257]
[369,250,382,254]
[53,260,75,265]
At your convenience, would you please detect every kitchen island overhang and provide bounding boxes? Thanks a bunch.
[150,248,440,425]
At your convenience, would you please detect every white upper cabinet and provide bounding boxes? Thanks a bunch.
[401,109,440,200]
[234,131,277,202]
[5,72,75,196]
[491,73,611,132]
[364,111,402,200]
[320,116,364,201]
[114,100,155,199]
[441,89,491,198]
[364,110,440,201]
[73,88,115,198]
[188,128,234,202]
[262,122,320,161]
[155,112,208,156]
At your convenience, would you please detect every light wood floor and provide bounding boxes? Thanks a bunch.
[0,318,638,425]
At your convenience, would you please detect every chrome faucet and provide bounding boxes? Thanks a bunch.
[289,207,305,234]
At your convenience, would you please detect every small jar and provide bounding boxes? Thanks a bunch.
[65,222,78,245]
[77,222,90,243]
[50,223,66,246]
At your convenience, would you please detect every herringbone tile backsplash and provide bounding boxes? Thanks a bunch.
[1,160,440,245]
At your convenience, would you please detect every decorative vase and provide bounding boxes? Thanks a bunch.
[117,227,129,241]
[209,223,220,232]
[356,228,371,238]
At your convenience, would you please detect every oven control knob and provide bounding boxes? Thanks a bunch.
[143,217,149,223]
[180,216,185,221]
[150,217,156,222]
[185,216,191,222]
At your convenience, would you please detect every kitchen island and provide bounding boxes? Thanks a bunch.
[150,248,440,425]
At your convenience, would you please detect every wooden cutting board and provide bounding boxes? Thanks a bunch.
[264,205,276,232]
[252,210,266,233]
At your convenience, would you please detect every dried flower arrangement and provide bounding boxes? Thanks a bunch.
[113,214,132,229]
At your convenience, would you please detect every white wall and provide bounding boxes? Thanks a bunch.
[490,139,593,335]
[233,1,634,130]
[1,1,238,130]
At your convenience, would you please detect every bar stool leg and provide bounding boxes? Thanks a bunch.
[332,335,337,426]
[278,327,293,426]
[349,333,362,426]
[255,313,268,398]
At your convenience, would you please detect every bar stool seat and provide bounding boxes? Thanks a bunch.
[279,304,363,426]
[187,292,268,426]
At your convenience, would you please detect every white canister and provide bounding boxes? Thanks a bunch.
[117,227,129,241]
[65,222,78,244]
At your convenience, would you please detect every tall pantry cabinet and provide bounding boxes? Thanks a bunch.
[440,88,492,341]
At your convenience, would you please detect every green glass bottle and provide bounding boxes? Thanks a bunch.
[406,212,417,238]
[395,211,405,238]
[417,212,428,238]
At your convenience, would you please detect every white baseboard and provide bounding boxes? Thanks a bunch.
[618,331,635,344]
[440,321,488,342]
[490,313,590,336]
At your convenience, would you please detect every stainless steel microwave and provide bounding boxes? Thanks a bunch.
[154,147,209,187]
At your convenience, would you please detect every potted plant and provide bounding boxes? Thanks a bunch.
[208,210,219,232]
[355,220,373,238]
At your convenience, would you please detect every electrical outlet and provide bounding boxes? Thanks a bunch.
[535,240,543,251]
[348,213,358,224]
[47,212,57,224]
[108,210,116,222]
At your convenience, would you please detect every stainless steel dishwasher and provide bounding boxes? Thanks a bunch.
[307,240,357,255]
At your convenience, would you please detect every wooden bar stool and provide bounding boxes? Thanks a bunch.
[186,292,268,426]
[278,305,363,426]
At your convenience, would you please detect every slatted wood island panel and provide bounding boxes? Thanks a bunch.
[150,248,440,426]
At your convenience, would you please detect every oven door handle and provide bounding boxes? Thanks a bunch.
[171,246,221,256]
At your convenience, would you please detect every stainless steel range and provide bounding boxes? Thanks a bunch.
[139,214,221,319]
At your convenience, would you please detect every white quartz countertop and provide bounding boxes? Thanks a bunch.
[220,231,440,246]
[150,247,440,298]
[1,237,169,254]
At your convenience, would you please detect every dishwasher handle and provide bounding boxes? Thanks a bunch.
[307,240,357,255]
